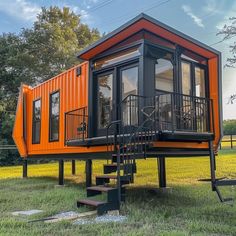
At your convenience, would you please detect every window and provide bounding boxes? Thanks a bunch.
[94,47,140,70]
[121,65,138,126]
[195,67,206,97]
[32,99,41,144]
[98,74,113,129]
[155,51,174,92]
[49,91,60,141]
[181,61,191,95]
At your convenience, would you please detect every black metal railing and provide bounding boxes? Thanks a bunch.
[65,107,88,143]
[158,92,212,133]
[121,93,213,134]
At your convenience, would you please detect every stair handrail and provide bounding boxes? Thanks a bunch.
[106,119,123,206]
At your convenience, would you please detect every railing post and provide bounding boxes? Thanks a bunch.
[171,93,174,133]
[83,108,85,141]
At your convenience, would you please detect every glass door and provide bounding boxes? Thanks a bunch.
[96,71,114,136]
[180,61,207,132]
[119,64,139,127]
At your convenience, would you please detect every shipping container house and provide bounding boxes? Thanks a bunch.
[13,14,235,214]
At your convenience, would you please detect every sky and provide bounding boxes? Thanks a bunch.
[0,0,236,120]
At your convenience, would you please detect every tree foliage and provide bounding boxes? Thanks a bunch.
[223,119,236,135]
[0,6,100,165]
[217,17,236,67]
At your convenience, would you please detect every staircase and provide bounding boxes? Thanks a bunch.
[77,106,156,215]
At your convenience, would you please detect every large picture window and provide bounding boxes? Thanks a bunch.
[32,99,41,144]
[155,51,174,92]
[49,91,60,141]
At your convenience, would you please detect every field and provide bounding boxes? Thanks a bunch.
[0,149,236,236]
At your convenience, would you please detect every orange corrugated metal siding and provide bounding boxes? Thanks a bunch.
[12,85,30,157]
[23,62,107,155]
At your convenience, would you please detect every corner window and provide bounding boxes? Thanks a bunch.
[195,67,206,97]
[49,91,60,142]
[32,99,41,144]
[155,51,174,92]
[94,46,140,70]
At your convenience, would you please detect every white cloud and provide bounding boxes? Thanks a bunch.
[203,0,223,15]
[0,0,41,21]
[182,5,204,28]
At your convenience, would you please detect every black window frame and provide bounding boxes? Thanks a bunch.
[32,98,41,144]
[49,90,60,142]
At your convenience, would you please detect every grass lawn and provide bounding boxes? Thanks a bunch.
[0,149,236,235]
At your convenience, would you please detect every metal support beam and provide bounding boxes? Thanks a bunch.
[158,157,166,188]
[209,141,216,190]
[86,159,92,187]
[58,160,64,185]
[72,160,76,175]
[22,159,28,178]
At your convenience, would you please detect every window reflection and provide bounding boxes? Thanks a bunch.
[50,92,60,141]
[121,66,138,126]
[181,62,191,95]
[98,74,113,129]
[195,67,205,97]
[32,99,41,144]
[155,54,173,92]
[94,47,140,70]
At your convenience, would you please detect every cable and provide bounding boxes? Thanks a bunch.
[79,0,115,17]
[97,0,172,29]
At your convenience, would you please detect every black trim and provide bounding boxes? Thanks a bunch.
[49,90,60,142]
[27,148,210,160]
[32,98,41,144]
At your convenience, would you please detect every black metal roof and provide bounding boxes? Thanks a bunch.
[77,13,220,59]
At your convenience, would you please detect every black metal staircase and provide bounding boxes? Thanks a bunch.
[77,95,158,215]
[209,140,236,203]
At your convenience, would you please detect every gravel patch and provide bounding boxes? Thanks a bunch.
[73,214,127,225]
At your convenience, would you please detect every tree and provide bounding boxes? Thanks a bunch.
[0,6,101,165]
[22,6,100,82]
[217,17,236,68]
[223,119,236,135]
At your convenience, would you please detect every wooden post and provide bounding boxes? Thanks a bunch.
[22,159,28,178]
[72,160,76,175]
[158,157,166,188]
[231,134,233,149]
[85,160,92,187]
[58,160,64,185]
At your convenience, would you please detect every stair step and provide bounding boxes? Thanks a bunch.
[96,175,117,179]
[77,199,106,207]
[87,186,116,192]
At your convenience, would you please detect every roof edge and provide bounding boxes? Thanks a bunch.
[77,13,221,59]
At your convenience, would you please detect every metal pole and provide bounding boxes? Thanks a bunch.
[209,141,216,190]
[59,160,64,185]
[158,157,166,188]
[23,159,28,178]
[85,159,92,187]
[72,160,76,175]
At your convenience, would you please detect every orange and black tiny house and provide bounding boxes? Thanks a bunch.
[13,14,234,213]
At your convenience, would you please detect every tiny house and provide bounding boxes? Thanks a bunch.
[13,14,234,214]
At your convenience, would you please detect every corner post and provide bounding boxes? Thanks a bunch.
[85,159,92,187]
[59,160,64,185]
[23,159,28,178]
[72,160,76,175]
[158,157,166,188]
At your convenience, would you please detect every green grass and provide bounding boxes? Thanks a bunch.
[0,149,236,235]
